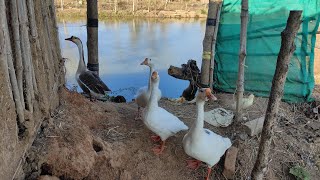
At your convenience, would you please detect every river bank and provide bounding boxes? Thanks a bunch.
[56,8,208,19]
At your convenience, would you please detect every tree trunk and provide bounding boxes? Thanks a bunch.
[251,11,302,180]
[60,0,63,10]
[235,0,248,121]
[87,0,99,76]
[147,0,151,12]
[209,1,222,90]
[114,0,117,13]
[200,0,219,86]
[132,0,135,14]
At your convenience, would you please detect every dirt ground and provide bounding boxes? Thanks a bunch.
[21,88,320,180]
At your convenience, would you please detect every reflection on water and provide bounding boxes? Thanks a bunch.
[59,18,206,101]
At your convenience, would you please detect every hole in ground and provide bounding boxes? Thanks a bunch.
[40,163,53,175]
[92,139,103,152]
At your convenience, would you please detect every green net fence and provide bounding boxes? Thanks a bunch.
[213,0,320,102]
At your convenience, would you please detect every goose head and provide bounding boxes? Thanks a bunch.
[151,71,160,83]
[197,88,217,102]
[140,58,154,68]
[65,36,82,45]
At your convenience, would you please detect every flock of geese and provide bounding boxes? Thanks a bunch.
[66,36,232,180]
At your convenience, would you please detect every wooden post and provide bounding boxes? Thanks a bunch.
[209,1,222,90]
[251,11,302,180]
[200,0,219,86]
[235,0,248,121]
[87,0,99,76]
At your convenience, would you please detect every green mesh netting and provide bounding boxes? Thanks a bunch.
[213,0,320,102]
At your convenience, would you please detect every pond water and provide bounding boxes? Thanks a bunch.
[58,18,206,101]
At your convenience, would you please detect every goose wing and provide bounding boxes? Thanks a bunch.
[78,71,111,94]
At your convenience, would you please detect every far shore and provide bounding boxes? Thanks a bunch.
[56,8,208,20]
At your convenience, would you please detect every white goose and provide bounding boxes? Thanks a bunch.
[65,36,111,101]
[142,71,188,155]
[134,58,161,119]
[183,88,231,180]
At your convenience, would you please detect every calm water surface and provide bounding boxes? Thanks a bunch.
[58,18,205,101]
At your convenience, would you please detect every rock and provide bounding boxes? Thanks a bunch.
[243,116,265,136]
[204,108,234,127]
[38,175,60,180]
[223,146,238,179]
[112,95,126,103]
[239,133,248,141]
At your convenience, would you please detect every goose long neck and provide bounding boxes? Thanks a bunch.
[76,40,86,73]
[147,65,154,90]
[148,79,159,108]
[192,100,205,130]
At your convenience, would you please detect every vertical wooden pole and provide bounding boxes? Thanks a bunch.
[87,0,99,76]
[200,0,219,87]
[235,0,248,121]
[209,1,222,90]
[251,11,302,180]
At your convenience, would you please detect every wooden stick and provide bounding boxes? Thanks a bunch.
[17,0,35,113]
[9,0,25,108]
[200,0,219,86]
[27,0,43,95]
[0,0,25,125]
[209,1,222,90]
[235,0,248,121]
[251,11,302,180]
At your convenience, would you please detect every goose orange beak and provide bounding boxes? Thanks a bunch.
[205,88,217,101]
[151,71,158,79]
[140,58,149,65]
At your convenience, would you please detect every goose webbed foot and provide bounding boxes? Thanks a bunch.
[205,167,212,180]
[150,135,161,142]
[186,159,202,170]
[152,140,166,155]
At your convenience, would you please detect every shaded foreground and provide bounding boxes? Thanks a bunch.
[22,89,320,179]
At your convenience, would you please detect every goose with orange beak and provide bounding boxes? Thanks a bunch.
[182,88,231,180]
[134,58,161,120]
[142,71,188,155]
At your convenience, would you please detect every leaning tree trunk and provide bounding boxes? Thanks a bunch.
[251,11,302,180]
[235,0,248,122]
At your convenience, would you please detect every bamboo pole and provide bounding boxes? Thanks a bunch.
[87,0,99,75]
[200,0,219,86]
[10,0,25,108]
[251,11,302,180]
[17,0,35,113]
[0,0,25,125]
[27,0,40,95]
[209,1,222,90]
[235,0,248,121]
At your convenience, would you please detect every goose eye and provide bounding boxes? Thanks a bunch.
[200,89,203,92]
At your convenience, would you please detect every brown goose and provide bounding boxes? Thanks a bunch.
[65,36,111,101]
